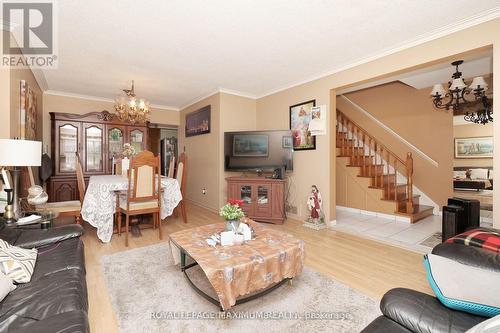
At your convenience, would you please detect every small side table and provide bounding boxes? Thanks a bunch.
[3,212,58,230]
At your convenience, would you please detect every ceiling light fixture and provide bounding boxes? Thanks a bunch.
[430,60,492,125]
[114,80,150,124]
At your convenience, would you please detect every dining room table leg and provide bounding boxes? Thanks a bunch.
[125,214,130,247]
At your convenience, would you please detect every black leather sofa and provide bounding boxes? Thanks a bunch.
[0,221,89,333]
[362,238,499,333]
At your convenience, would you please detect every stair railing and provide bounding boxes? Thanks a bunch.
[336,110,414,212]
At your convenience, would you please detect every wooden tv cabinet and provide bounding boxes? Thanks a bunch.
[226,176,286,224]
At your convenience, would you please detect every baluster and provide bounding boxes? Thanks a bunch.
[406,152,414,213]
[394,159,398,200]
[354,126,358,165]
[343,118,347,156]
[362,132,366,175]
[386,151,390,200]
[376,145,380,188]
[368,138,372,177]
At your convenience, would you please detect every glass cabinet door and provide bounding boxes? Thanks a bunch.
[240,185,252,204]
[129,128,145,153]
[107,126,124,173]
[58,123,79,173]
[84,124,104,173]
[257,185,269,205]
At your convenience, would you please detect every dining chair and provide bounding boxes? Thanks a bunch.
[167,156,175,178]
[174,153,187,223]
[116,151,161,246]
[43,152,86,224]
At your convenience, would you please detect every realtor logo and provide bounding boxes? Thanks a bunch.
[2,1,58,68]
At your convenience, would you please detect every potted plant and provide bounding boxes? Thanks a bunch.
[219,199,245,231]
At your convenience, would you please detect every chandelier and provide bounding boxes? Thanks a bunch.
[430,60,492,125]
[114,80,150,124]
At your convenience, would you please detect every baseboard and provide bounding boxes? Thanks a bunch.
[186,199,219,214]
[336,205,412,223]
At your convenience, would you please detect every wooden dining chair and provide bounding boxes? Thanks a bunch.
[116,151,161,246]
[43,152,86,224]
[174,153,187,223]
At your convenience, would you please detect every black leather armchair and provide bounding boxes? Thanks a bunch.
[362,229,499,333]
[0,222,89,332]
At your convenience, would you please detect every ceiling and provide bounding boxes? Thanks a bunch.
[39,0,500,109]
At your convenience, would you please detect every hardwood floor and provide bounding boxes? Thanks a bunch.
[78,202,432,332]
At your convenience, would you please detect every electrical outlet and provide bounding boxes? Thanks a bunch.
[202,188,206,195]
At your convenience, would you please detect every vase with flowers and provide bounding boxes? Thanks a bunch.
[120,143,136,176]
[219,199,245,232]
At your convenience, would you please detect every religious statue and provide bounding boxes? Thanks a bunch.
[304,185,326,230]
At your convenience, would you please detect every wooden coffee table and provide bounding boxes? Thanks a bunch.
[169,221,305,311]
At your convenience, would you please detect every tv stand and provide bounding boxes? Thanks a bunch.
[226,176,286,224]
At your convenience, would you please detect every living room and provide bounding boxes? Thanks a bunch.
[0,1,499,332]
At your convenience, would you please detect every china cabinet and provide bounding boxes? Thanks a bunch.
[226,177,286,224]
[48,111,149,202]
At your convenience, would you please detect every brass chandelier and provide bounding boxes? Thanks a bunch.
[114,80,150,124]
[430,60,492,125]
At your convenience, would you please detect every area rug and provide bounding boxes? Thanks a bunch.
[101,243,380,333]
[419,232,442,248]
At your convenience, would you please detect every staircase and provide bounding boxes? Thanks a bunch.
[336,110,434,223]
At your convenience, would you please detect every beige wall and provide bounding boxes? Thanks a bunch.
[0,69,10,139]
[179,93,221,211]
[453,122,494,168]
[338,81,454,207]
[256,18,500,227]
[42,93,179,153]
[219,93,257,207]
[256,81,331,221]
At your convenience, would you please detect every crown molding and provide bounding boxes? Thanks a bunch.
[257,6,500,99]
[218,88,257,100]
[44,90,179,111]
[178,89,221,110]
[178,88,257,111]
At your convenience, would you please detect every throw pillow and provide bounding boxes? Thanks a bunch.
[424,254,500,317]
[0,271,16,302]
[453,170,467,179]
[470,168,489,180]
[0,239,37,283]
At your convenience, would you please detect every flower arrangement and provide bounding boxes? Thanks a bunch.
[121,143,136,157]
[219,199,245,221]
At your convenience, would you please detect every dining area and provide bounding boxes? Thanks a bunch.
[79,152,186,246]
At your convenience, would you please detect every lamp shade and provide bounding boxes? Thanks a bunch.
[449,78,467,91]
[469,76,488,90]
[430,84,446,97]
[0,139,42,166]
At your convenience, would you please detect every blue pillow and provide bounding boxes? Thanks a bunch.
[424,254,500,317]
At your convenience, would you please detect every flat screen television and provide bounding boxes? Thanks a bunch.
[224,130,293,172]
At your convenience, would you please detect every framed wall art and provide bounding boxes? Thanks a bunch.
[289,99,316,150]
[20,80,38,140]
[185,105,211,137]
[454,136,493,159]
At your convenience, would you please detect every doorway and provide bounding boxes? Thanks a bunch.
[148,124,178,176]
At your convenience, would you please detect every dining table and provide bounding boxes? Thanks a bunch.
[81,174,182,243]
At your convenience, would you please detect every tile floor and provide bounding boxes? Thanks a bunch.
[331,210,493,254]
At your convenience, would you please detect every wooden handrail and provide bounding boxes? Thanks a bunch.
[337,109,414,212]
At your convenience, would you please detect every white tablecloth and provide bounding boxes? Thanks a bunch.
[81,175,182,243]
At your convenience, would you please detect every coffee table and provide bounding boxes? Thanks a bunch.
[169,221,305,311]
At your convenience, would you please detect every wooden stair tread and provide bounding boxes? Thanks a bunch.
[396,204,434,216]
[368,183,406,189]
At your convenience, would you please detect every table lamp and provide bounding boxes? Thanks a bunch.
[0,139,42,220]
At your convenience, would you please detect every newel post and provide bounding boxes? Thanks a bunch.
[406,152,414,213]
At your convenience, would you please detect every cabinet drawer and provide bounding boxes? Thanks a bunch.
[48,179,79,202]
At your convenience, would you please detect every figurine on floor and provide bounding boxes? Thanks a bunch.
[304,185,326,230]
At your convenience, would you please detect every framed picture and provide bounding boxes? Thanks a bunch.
[454,136,493,159]
[282,135,292,149]
[289,99,316,150]
[185,105,211,137]
[20,80,37,140]
[233,134,269,157]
